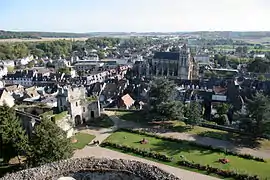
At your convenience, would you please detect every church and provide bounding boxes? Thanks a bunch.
[146,44,198,80]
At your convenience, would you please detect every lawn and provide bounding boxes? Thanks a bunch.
[115,111,156,124]
[168,121,235,140]
[86,114,114,128]
[115,111,270,150]
[105,131,270,179]
[71,133,95,149]
[115,111,234,140]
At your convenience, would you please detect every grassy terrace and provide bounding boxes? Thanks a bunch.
[53,111,68,121]
[115,111,270,151]
[71,133,95,150]
[86,114,114,128]
[104,131,270,179]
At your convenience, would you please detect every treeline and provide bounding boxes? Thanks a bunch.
[0,37,123,60]
[0,40,73,60]
[0,36,158,60]
[0,30,91,39]
[0,30,39,39]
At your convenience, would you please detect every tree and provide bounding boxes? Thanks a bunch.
[157,101,184,121]
[235,46,248,56]
[185,102,201,127]
[27,61,35,68]
[216,103,230,116]
[258,74,266,81]
[28,119,73,167]
[12,43,29,58]
[46,62,55,68]
[149,78,176,110]
[58,67,71,75]
[214,103,230,125]
[0,105,30,163]
[244,93,270,137]
[214,54,226,67]
[97,50,105,59]
[247,58,270,73]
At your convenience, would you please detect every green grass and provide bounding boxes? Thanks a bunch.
[105,131,270,179]
[53,111,68,121]
[115,111,155,124]
[104,146,230,180]
[71,133,95,149]
[169,121,234,140]
[115,111,270,150]
[86,114,114,128]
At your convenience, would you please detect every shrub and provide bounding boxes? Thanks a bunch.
[177,160,259,180]
[101,142,172,162]
[118,128,266,162]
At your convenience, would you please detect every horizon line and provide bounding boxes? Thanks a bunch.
[2,29,270,34]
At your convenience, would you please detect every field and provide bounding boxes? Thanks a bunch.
[213,45,270,52]
[105,131,270,179]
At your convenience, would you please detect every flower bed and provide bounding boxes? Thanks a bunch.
[101,142,172,162]
[119,128,266,163]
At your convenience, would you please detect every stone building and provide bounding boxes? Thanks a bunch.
[57,85,100,126]
[147,44,198,80]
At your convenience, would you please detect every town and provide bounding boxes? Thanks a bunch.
[1,31,270,180]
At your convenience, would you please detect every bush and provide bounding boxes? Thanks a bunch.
[118,128,266,163]
[101,142,172,162]
[177,160,259,180]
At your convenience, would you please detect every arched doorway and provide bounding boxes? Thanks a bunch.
[74,115,81,126]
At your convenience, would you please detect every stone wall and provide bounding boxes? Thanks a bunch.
[1,157,181,180]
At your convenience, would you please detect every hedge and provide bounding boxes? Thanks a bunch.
[177,160,259,180]
[101,142,172,162]
[118,128,266,163]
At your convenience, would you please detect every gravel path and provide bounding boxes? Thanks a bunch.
[74,146,220,180]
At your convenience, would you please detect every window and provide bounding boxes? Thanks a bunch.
[76,102,78,106]
[83,107,85,112]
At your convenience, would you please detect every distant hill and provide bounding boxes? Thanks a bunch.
[1,30,270,40]
[0,30,91,39]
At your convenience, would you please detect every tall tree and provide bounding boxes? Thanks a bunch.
[28,119,73,167]
[0,105,29,163]
[247,58,270,73]
[157,101,184,121]
[149,78,176,110]
[244,93,270,137]
[185,102,202,127]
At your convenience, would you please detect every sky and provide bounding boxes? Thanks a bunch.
[0,0,269,32]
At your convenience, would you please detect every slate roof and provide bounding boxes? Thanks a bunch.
[153,52,180,60]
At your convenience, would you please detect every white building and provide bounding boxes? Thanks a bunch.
[16,56,34,66]
[0,65,8,78]
[253,54,265,59]
[0,89,15,107]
